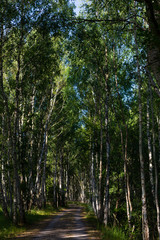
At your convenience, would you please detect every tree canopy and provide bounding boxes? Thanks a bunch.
[0,0,160,239]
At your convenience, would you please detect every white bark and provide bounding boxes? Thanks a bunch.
[35,83,60,204]
[146,91,154,197]
[149,81,160,239]
[104,47,110,226]
[98,101,103,221]
[91,144,96,214]
[157,116,160,165]
[53,153,58,207]
[134,2,150,238]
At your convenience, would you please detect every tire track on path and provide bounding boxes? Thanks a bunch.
[14,204,100,240]
[33,204,92,239]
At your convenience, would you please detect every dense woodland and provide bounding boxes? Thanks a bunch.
[0,0,160,239]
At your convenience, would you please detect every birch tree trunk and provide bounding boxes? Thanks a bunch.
[53,153,58,208]
[138,67,149,240]
[28,88,36,210]
[120,128,132,230]
[134,2,150,238]
[149,80,160,239]
[113,46,133,231]
[35,127,47,206]
[98,99,103,221]
[0,22,19,224]
[35,84,60,206]
[103,47,110,226]
[146,87,154,198]
[0,169,9,218]
[158,116,160,165]
[41,132,48,208]
[91,142,96,214]
[59,149,65,206]
[1,115,9,218]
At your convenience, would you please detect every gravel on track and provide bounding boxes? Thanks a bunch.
[13,204,100,240]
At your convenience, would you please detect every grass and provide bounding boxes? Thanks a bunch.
[0,205,59,239]
[101,226,127,240]
[0,202,127,240]
[26,204,58,225]
[0,207,25,239]
[81,203,127,240]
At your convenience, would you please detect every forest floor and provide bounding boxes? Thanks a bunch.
[11,204,101,240]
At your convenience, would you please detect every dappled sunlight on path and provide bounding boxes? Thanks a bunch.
[15,205,99,240]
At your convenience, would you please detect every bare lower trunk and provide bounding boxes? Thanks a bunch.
[0,173,9,218]
[7,146,13,218]
[103,47,110,226]
[28,88,36,209]
[53,153,58,207]
[91,143,96,214]
[35,127,47,206]
[60,150,65,206]
[41,133,48,208]
[66,160,69,200]
[98,97,103,221]
[146,90,154,198]
[149,82,160,239]
[1,116,9,217]
[134,3,150,238]
[157,116,160,165]
[1,24,19,224]
[139,86,149,240]
[121,128,132,230]
[113,48,133,231]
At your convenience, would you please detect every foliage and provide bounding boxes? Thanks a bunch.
[0,0,160,239]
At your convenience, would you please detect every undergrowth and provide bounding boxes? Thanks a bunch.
[82,203,127,240]
[0,205,58,239]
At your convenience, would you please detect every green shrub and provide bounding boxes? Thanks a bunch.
[0,204,57,239]
[101,226,127,240]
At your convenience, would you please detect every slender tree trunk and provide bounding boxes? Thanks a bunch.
[35,126,47,206]
[103,47,110,226]
[35,84,59,206]
[120,128,132,230]
[0,20,10,220]
[28,88,35,210]
[149,80,160,239]
[113,46,133,230]
[7,146,13,218]
[15,46,25,225]
[0,22,18,224]
[0,168,9,218]
[1,115,9,214]
[157,116,160,165]
[66,158,69,200]
[138,73,149,240]
[53,153,58,207]
[134,3,150,238]
[99,99,103,221]
[146,89,154,198]
[15,3,26,223]
[41,132,48,208]
[59,149,65,206]
[91,142,96,214]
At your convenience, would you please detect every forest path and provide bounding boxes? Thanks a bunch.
[14,204,100,240]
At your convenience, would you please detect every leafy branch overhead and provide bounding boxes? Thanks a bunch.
[0,1,160,240]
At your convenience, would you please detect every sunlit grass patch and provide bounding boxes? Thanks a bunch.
[81,203,127,240]
[0,204,58,239]
[101,226,127,240]
[26,204,58,225]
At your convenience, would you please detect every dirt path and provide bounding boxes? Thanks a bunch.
[14,205,100,240]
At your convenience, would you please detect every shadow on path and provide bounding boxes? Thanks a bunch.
[14,205,99,240]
